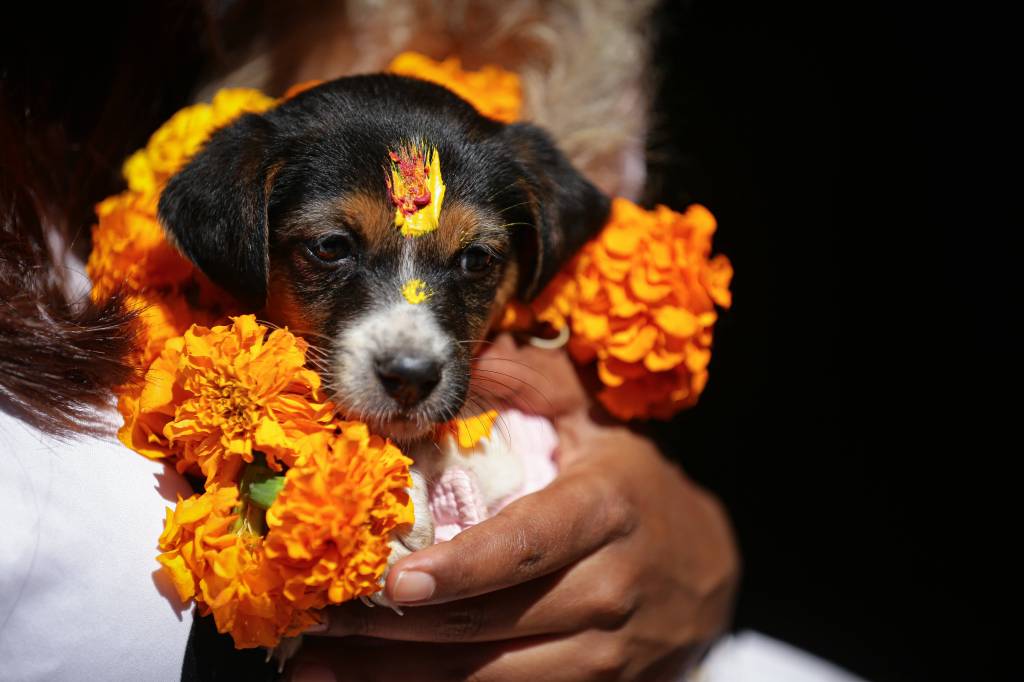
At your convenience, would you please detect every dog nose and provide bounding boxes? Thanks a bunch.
[374,354,442,408]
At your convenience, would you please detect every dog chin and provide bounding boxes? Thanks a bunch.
[366,415,436,444]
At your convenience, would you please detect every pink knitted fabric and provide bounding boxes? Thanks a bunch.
[430,410,559,542]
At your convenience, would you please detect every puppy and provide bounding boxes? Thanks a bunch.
[158,74,608,607]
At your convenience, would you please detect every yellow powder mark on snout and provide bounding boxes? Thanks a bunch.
[401,278,432,305]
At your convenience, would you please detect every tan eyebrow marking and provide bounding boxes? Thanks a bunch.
[422,200,500,262]
[337,191,395,251]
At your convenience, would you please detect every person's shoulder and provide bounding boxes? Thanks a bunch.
[0,409,195,682]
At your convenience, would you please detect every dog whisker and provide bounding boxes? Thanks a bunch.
[470,368,554,411]
[258,319,336,344]
[460,392,512,450]
[463,388,514,448]
[470,376,542,417]
[469,374,549,416]
[473,355,551,378]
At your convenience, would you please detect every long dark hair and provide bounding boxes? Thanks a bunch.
[0,5,214,435]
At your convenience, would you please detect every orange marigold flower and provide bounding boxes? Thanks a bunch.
[388,52,522,123]
[264,422,414,608]
[437,409,501,449]
[157,485,318,649]
[125,292,225,369]
[87,193,194,302]
[282,80,324,100]
[529,199,733,420]
[118,315,336,484]
[115,297,225,462]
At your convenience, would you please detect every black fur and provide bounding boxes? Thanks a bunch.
[159,114,275,309]
[159,75,608,308]
[499,122,611,299]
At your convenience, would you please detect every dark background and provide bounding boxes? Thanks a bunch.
[646,2,1000,681]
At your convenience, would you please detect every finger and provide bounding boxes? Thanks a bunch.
[292,631,627,682]
[312,556,635,642]
[383,466,634,606]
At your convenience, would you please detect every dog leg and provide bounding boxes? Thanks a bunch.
[367,466,434,612]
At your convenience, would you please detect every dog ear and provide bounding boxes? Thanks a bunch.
[501,123,610,301]
[158,113,276,309]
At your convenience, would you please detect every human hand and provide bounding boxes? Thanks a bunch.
[290,338,739,681]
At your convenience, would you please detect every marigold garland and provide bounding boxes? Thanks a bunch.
[157,483,322,649]
[87,52,731,650]
[264,422,414,607]
[156,484,319,649]
[388,52,522,123]
[86,91,271,365]
[148,317,413,648]
[514,199,734,420]
[119,316,336,484]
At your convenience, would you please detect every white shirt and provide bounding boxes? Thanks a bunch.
[695,631,868,682]
[0,409,194,681]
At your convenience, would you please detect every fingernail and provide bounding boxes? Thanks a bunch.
[391,570,435,603]
[289,663,336,682]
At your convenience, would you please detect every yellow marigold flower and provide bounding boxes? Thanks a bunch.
[119,315,336,484]
[264,422,414,607]
[528,199,733,420]
[157,485,318,649]
[209,88,277,128]
[388,52,522,123]
[124,88,276,197]
[157,484,242,605]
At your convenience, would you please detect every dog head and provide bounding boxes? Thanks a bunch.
[159,75,608,441]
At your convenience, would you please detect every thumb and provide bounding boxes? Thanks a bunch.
[382,467,625,606]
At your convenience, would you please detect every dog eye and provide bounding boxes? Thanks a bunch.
[460,246,494,276]
[306,234,354,264]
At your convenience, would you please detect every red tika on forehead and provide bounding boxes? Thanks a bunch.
[384,142,446,238]
[387,145,431,216]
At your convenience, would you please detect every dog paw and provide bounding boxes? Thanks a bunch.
[363,589,404,615]
[358,534,413,615]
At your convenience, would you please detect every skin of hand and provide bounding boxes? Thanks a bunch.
[289,334,740,682]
